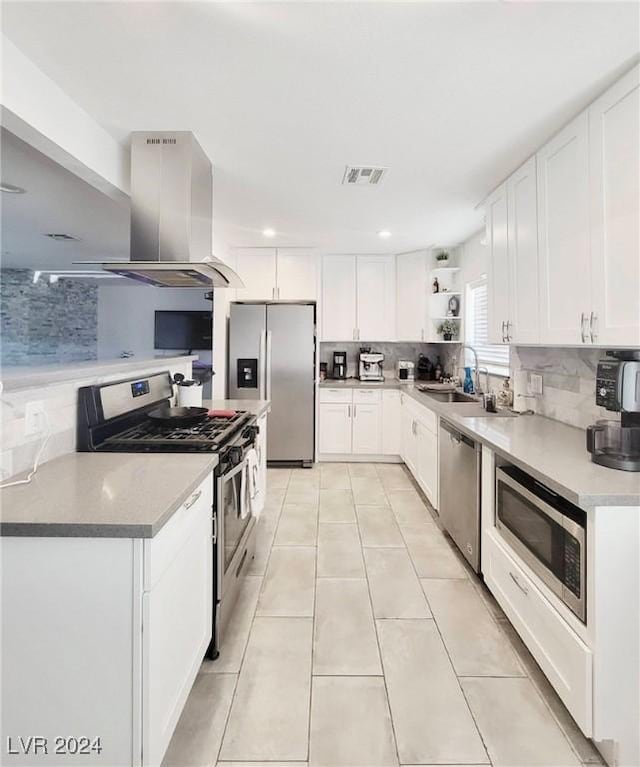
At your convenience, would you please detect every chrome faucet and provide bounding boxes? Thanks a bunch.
[460,344,483,395]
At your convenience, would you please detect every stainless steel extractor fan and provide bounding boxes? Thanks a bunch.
[78,131,243,289]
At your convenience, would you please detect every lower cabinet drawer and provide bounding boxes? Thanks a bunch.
[319,388,353,404]
[484,531,593,735]
[353,388,382,404]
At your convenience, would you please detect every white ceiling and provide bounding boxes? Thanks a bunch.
[2,2,639,259]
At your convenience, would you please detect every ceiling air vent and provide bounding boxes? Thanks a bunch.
[342,165,388,185]
[43,233,80,242]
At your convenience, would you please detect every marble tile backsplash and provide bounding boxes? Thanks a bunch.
[320,342,447,378]
[512,346,616,430]
[0,359,193,481]
[1,269,98,366]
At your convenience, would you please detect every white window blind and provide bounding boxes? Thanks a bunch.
[465,278,510,375]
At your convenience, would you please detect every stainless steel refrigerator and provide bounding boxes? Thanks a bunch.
[228,302,316,466]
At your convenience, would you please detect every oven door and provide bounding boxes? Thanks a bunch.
[217,460,251,588]
[495,467,585,622]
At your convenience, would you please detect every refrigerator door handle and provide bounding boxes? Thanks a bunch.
[266,330,273,402]
[259,330,267,399]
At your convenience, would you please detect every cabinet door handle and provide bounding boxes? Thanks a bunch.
[347,405,351,418]
[212,513,218,543]
[421,328,424,342]
[506,320,512,342]
[353,404,357,418]
[184,489,203,510]
[590,312,598,343]
[501,320,507,343]
[509,571,529,596]
[580,313,588,343]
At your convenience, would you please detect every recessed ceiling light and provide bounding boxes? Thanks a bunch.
[0,182,26,194]
[262,228,276,238]
[378,230,392,239]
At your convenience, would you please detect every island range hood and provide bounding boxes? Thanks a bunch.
[80,131,243,288]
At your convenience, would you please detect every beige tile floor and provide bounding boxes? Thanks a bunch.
[163,463,604,767]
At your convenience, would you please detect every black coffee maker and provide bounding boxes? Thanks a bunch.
[332,351,347,380]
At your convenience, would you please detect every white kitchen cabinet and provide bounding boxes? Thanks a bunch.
[396,251,427,342]
[400,396,418,473]
[2,474,214,767]
[382,390,401,455]
[507,156,540,344]
[235,249,317,302]
[486,183,511,344]
[357,255,396,341]
[352,402,382,454]
[235,249,277,301]
[589,65,640,346]
[319,388,399,457]
[142,486,213,766]
[416,419,438,509]
[276,251,318,301]
[321,255,357,341]
[537,112,591,345]
[319,402,352,453]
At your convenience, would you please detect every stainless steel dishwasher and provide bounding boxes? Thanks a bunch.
[439,419,481,572]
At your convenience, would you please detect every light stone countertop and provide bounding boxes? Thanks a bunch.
[206,399,271,418]
[403,388,640,509]
[0,398,270,538]
[319,377,414,389]
[0,452,218,538]
[0,354,199,392]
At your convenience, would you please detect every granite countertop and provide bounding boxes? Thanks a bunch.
[0,452,218,538]
[403,388,640,509]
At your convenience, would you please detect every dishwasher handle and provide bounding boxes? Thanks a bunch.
[440,419,478,450]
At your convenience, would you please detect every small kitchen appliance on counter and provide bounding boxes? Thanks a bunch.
[396,360,415,382]
[332,351,347,380]
[587,350,640,471]
[77,371,259,659]
[359,351,384,382]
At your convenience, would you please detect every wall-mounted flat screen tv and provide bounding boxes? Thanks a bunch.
[154,310,213,350]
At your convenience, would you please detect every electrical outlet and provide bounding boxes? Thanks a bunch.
[528,373,544,397]
[25,401,46,436]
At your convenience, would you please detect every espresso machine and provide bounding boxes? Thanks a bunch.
[332,351,347,380]
[358,350,384,382]
[587,350,640,471]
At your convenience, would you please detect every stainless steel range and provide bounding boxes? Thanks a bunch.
[77,371,258,659]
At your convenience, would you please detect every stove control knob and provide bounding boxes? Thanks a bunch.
[229,446,243,465]
[599,387,607,397]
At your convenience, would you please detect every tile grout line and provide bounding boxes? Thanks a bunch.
[363,465,406,767]
[306,473,320,764]
[214,468,291,765]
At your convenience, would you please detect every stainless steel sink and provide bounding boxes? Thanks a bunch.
[419,389,479,403]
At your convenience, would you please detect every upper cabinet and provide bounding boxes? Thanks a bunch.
[485,64,639,348]
[507,156,539,344]
[321,255,357,341]
[589,66,640,346]
[277,250,318,301]
[234,249,318,302]
[397,251,427,342]
[234,249,277,301]
[486,183,510,344]
[321,255,396,341]
[537,112,591,345]
[357,255,396,341]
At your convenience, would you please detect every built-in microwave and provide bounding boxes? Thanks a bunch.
[495,464,586,623]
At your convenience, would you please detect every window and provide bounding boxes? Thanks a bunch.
[465,277,510,376]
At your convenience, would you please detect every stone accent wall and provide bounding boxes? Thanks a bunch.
[1,269,98,366]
